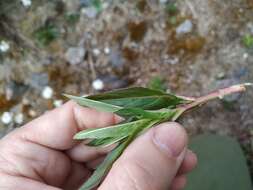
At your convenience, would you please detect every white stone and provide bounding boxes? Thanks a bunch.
[82,7,98,18]
[28,110,37,117]
[53,100,63,107]
[247,23,253,34]
[104,47,111,55]
[65,47,86,65]
[20,0,32,7]
[0,41,10,52]
[159,0,168,4]
[1,112,13,125]
[42,86,54,99]
[92,79,104,90]
[14,113,24,125]
[102,2,109,9]
[176,20,193,35]
[168,57,179,65]
[93,48,101,56]
[243,53,249,59]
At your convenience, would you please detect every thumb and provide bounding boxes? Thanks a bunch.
[99,122,188,190]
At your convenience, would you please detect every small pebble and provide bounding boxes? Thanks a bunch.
[5,87,13,101]
[243,53,249,59]
[28,110,37,117]
[104,47,111,55]
[163,55,179,65]
[53,100,63,107]
[176,19,193,35]
[22,98,30,105]
[20,0,32,7]
[0,41,10,53]
[14,113,24,125]
[93,48,101,56]
[42,86,54,99]
[102,2,109,9]
[82,7,98,18]
[247,22,253,34]
[65,47,86,65]
[92,79,104,90]
[79,0,91,7]
[216,72,226,79]
[159,0,168,4]
[1,112,13,125]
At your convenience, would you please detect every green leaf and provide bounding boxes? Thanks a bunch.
[79,140,128,190]
[186,134,252,190]
[87,118,161,147]
[88,136,127,147]
[116,107,176,120]
[87,87,189,110]
[242,34,253,49]
[74,119,150,140]
[80,119,157,190]
[148,76,167,92]
[91,0,102,12]
[64,94,122,113]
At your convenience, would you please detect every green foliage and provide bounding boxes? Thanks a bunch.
[92,0,102,12]
[148,76,167,92]
[64,94,122,113]
[64,13,80,24]
[34,24,59,46]
[79,120,158,190]
[242,34,253,49]
[65,84,249,190]
[168,16,177,25]
[74,119,150,140]
[87,136,127,147]
[186,134,252,190]
[80,140,128,190]
[165,3,178,15]
[116,108,176,120]
[87,87,188,110]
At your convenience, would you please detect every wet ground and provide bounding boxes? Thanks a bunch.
[0,0,253,179]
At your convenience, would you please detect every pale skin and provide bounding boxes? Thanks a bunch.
[0,101,197,190]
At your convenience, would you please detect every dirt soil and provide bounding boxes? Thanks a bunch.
[0,0,252,179]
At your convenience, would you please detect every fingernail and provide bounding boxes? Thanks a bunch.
[153,122,187,157]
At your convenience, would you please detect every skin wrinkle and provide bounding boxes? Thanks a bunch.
[21,103,78,151]
[7,139,46,183]
[121,162,143,190]
[0,152,19,177]
[129,158,158,190]
[0,140,31,180]
[1,135,70,187]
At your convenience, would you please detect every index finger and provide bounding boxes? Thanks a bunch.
[10,101,119,150]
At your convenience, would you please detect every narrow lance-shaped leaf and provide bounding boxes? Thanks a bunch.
[87,87,191,110]
[87,136,127,147]
[64,94,122,113]
[79,120,158,190]
[74,119,150,140]
[79,141,128,190]
[87,118,161,147]
[116,107,176,120]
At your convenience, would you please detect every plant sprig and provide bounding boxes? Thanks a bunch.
[65,83,251,190]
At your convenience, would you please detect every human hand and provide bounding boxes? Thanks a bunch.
[0,101,197,190]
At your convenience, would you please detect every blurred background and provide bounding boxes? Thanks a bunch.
[0,0,252,188]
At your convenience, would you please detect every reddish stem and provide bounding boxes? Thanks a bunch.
[172,83,251,121]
